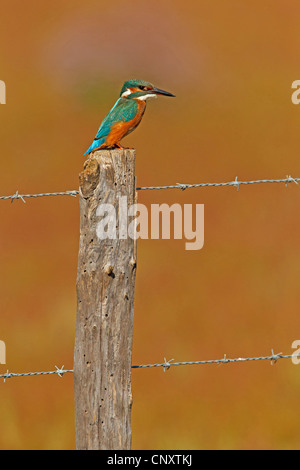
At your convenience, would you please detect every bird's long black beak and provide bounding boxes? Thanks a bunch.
[151,87,176,97]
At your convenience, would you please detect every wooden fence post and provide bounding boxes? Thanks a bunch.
[74,149,137,450]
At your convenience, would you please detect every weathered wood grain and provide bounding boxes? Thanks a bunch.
[74,149,137,450]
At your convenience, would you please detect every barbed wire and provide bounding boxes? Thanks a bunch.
[132,351,300,370]
[0,175,299,202]
[136,175,300,191]
[0,365,73,382]
[0,190,79,203]
[1,351,299,381]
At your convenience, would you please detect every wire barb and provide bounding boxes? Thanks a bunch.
[285,175,299,187]
[176,183,189,191]
[3,370,12,382]
[270,349,283,365]
[163,358,174,372]
[232,176,240,191]
[10,191,26,204]
[55,365,65,378]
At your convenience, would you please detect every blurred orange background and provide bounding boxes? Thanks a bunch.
[0,0,300,450]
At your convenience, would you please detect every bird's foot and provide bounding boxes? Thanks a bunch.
[91,143,127,153]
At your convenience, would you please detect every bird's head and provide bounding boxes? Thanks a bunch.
[120,79,175,101]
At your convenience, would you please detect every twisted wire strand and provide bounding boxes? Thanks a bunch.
[0,190,79,203]
[1,352,299,381]
[0,176,298,202]
[136,176,300,191]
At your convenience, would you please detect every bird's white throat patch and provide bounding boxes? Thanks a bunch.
[136,94,157,101]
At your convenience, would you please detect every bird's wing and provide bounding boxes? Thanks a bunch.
[94,98,139,140]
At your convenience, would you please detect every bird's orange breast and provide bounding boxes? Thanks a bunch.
[103,100,146,148]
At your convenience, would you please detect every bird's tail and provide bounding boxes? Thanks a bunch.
[83,137,106,156]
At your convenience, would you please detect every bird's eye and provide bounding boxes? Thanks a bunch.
[139,86,149,91]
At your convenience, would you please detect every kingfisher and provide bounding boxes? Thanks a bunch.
[84,79,175,155]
